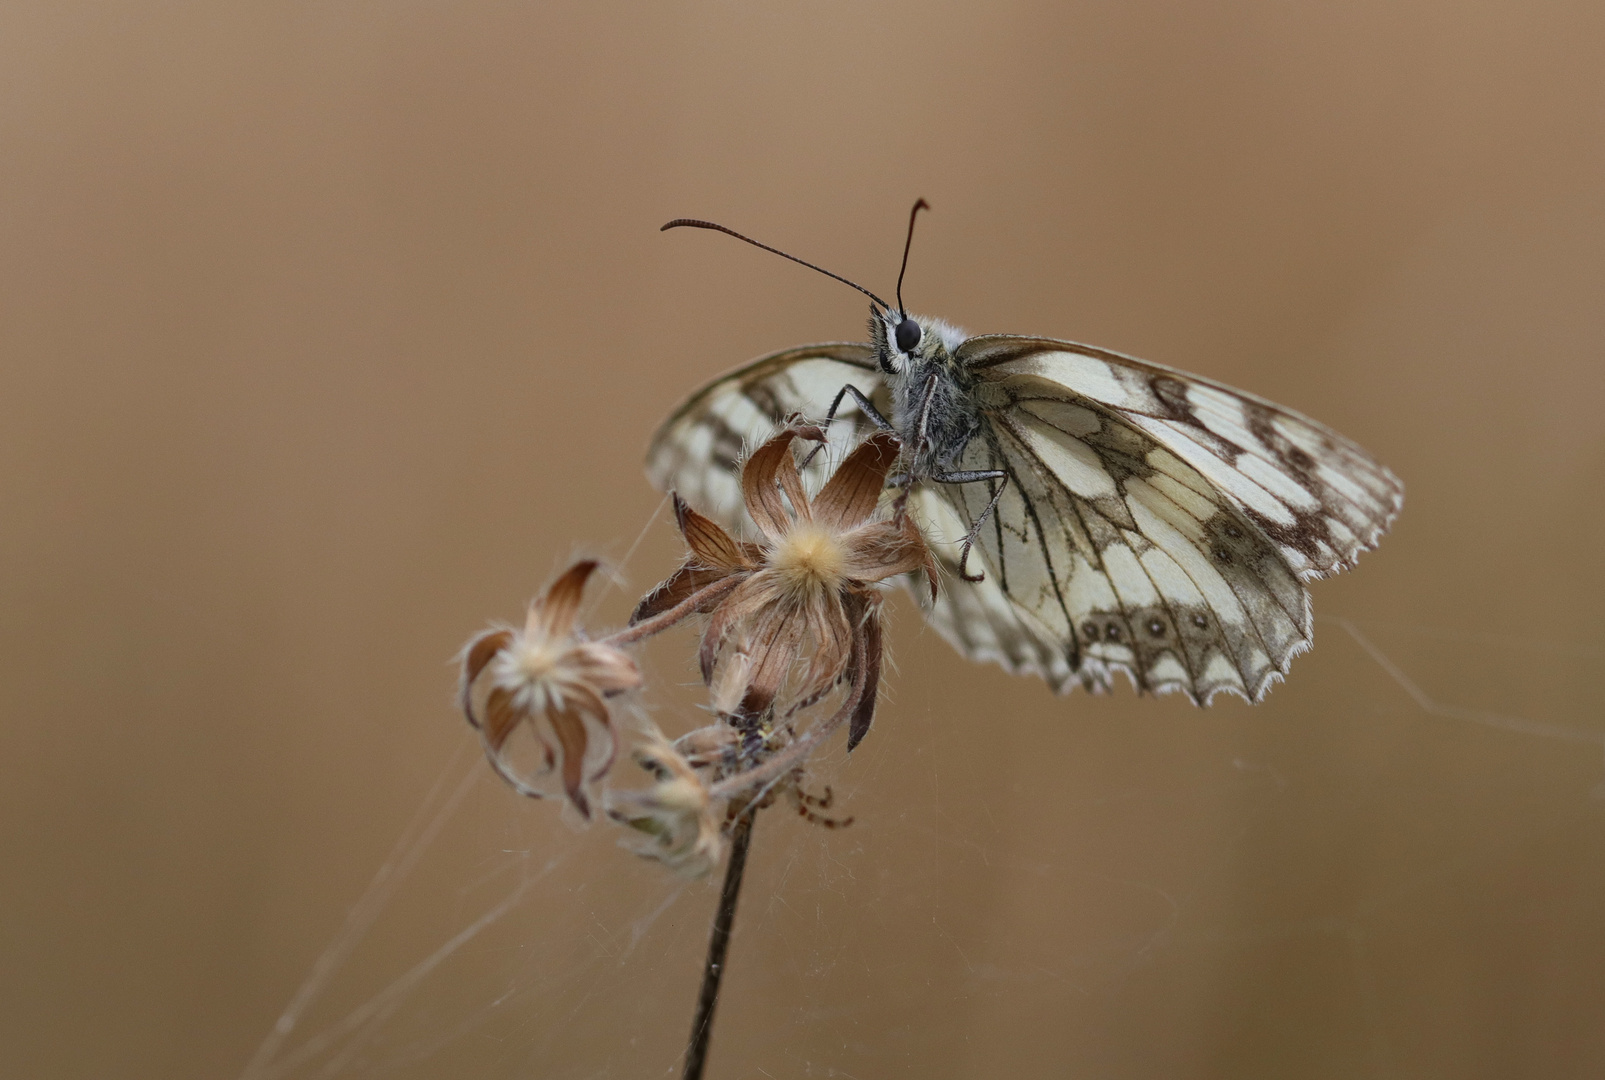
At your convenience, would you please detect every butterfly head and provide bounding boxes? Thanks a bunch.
[871,307,964,377]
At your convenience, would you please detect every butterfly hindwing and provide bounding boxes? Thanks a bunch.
[907,483,1080,690]
[647,343,887,527]
[925,394,1303,702]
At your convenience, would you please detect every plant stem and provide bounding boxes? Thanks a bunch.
[603,576,740,649]
[707,629,867,803]
[682,806,756,1080]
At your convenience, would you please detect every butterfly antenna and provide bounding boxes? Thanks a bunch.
[661,218,890,313]
[895,198,929,317]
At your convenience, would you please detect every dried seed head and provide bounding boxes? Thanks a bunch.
[606,731,724,877]
[636,425,932,740]
[459,560,641,819]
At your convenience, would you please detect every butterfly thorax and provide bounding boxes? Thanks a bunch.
[870,311,982,475]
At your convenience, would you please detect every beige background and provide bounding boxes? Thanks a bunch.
[4,2,1604,1078]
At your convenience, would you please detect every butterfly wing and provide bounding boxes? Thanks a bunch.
[647,334,1401,705]
[647,343,887,527]
[914,335,1403,703]
[907,483,1085,691]
[960,336,1404,578]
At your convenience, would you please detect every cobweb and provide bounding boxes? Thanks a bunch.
[235,550,1605,1078]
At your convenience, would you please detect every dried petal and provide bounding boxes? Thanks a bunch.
[740,431,799,542]
[847,600,884,751]
[632,563,722,622]
[567,641,644,695]
[709,648,754,717]
[530,559,598,638]
[674,493,752,571]
[564,681,619,780]
[548,706,593,816]
[772,442,812,525]
[736,601,807,718]
[797,588,852,705]
[812,430,900,532]
[459,628,513,723]
[480,685,521,751]
[740,426,823,541]
[699,573,781,684]
[492,684,618,820]
[839,515,933,584]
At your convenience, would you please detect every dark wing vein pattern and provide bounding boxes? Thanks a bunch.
[917,336,1403,702]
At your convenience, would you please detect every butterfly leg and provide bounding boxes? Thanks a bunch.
[931,469,1009,583]
[867,373,946,522]
[801,383,894,468]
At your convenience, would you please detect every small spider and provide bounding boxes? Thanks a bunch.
[789,782,854,830]
[736,766,855,829]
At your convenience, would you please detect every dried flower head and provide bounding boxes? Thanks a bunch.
[634,425,935,748]
[459,559,641,818]
[606,731,724,876]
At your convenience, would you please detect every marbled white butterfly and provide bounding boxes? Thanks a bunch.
[648,204,1403,704]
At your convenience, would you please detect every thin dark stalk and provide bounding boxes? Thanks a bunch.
[682,808,757,1080]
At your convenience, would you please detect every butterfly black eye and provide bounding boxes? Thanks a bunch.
[895,317,922,353]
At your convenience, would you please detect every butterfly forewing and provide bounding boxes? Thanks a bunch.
[958,337,1404,580]
[647,343,887,527]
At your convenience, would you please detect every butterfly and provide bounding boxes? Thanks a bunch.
[647,204,1403,704]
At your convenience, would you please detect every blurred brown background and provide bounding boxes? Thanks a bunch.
[3,2,1603,1078]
